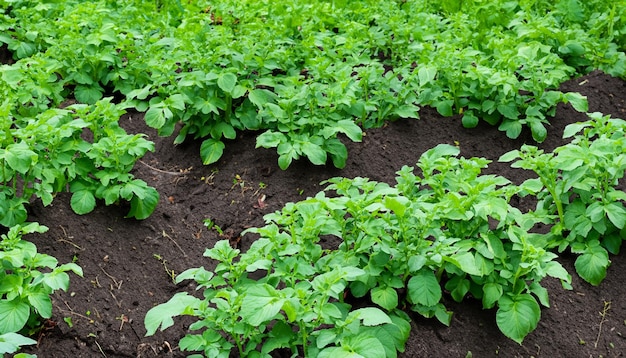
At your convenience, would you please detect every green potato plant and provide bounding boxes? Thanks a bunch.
[0,222,82,353]
[145,144,576,354]
[500,112,626,285]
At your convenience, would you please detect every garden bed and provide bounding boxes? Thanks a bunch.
[20,71,626,357]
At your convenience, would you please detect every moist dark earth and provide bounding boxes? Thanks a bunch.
[17,71,626,357]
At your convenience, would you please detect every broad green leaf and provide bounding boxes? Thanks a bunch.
[350,336,386,358]
[302,142,327,165]
[482,282,503,309]
[200,139,225,165]
[5,143,36,174]
[325,139,348,169]
[74,85,103,105]
[70,190,96,215]
[144,292,200,335]
[217,73,237,93]
[0,299,30,333]
[564,92,588,113]
[351,307,392,326]
[435,100,454,117]
[26,292,52,318]
[278,153,294,170]
[528,119,547,142]
[248,89,276,108]
[144,106,166,129]
[496,294,540,344]
[497,103,519,120]
[445,276,470,302]
[498,150,520,163]
[128,186,159,220]
[0,332,37,354]
[604,202,626,229]
[211,122,237,140]
[574,245,609,286]
[562,122,589,138]
[41,271,69,291]
[418,66,437,86]
[334,120,363,142]
[256,131,285,148]
[424,143,460,160]
[394,104,420,119]
[371,286,398,310]
[407,270,441,307]
[1,67,24,85]
[384,196,408,218]
[240,284,284,326]
[462,111,479,128]
[529,282,550,307]
[450,252,481,276]
[318,347,364,358]
[498,120,522,139]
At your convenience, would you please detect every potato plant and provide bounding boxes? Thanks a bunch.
[146,111,626,356]
[1,0,624,168]
[0,223,82,356]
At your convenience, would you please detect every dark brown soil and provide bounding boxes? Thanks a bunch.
[21,71,626,357]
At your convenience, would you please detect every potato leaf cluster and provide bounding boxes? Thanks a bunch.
[1,0,624,169]
[0,223,82,356]
[146,111,626,356]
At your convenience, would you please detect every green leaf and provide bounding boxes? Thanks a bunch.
[211,122,237,140]
[128,186,159,220]
[436,100,454,117]
[0,332,37,354]
[482,282,503,309]
[605,202,626,229]
[371,286,398,310]
[462,111,479,128]
[450,252,481,276]
[27,292,52,318]
[498,150,520,163]
[334,120,363,142]
[498,120,522,139]
[496,294,540,344]
[564,92,588,113]
[562,122,589,138]
[5,143,36,174]
[351,307,392,326]
[144,106,166,129]
[325,139,348,169]
[217,73,237,93]
[74,85,103,104]
[497,103,519,120]
[407,270,441,307]
[256,131,285,148]
[248,89,276,108]
[418,66,437,86]
[70,190,96,215]
[240,284,284,326]
[200,139,225,165]
[575,245,609,286]
[144,292,200,336]
[350,336,386,358]
[302,142,327,165]
[0,299,30,333]
[528,119,547,142]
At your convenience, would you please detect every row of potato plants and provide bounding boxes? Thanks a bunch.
[1,0,624,170]
[145,111,626,357]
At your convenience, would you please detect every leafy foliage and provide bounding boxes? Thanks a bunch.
[145,143,579,354]
[500,112,626,285]
[1,0,624,169]
[0,222,82,351]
